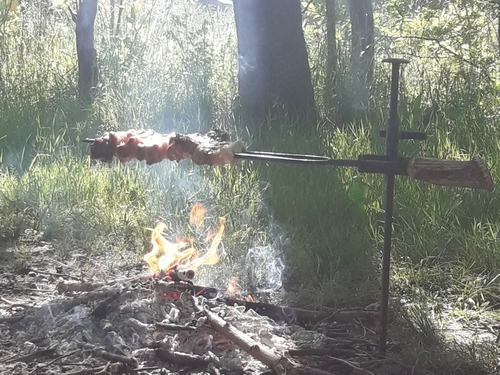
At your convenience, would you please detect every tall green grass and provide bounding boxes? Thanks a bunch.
[0,0,498,323]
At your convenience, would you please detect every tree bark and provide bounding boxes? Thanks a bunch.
[233,0,316,124]
[349,0,374,111]
[324,0,337,112]
[75,0,98,104]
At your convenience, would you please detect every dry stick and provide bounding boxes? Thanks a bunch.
[81,343,138,368]
[325,356,375,375]
[65,366,106,375]
[29,268,82,281]
[289,348,359,358]
[28,349,80,375]
[0,296,31,310]
[1,296,15,305]
[155,322,197,331]
[5,346,58,363]
[155,348,211,367]
[202,305,336,375]
[66,365,161,375]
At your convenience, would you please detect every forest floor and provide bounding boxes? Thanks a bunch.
[1,242,499,375]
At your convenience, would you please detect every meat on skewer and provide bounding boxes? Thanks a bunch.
[85,129,245,166]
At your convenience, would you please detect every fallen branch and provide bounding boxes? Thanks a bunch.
[202,303,336,375]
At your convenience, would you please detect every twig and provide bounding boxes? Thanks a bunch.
[28,350,80,375]
[326,356,375,375]
[66,365,161,375]
[81,343,138,368]
[0,297,30,310]
[5,346,57,363]
[302,0,314,15]
[289,347,359,358]
[30,268,82,281]
[155,322,197,331]
[0,296,15,305]
[156,348,211,367]
[65,366,106,375]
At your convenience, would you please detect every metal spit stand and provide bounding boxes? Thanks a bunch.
[378,57,414,353]
[235,58,493,353]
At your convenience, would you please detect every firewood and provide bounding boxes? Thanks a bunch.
[155,348,212,367]
[200,302,337,375]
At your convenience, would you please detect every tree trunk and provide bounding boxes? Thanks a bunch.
[233,0,316,124]
[324,0,336,113]
[75,0,98,104]
[349,0,374,111]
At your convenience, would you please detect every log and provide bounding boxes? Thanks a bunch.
[202,305,337,375]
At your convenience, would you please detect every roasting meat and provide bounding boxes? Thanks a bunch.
[87,129,245,166]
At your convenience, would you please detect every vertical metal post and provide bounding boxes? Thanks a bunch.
[378,58,409,354]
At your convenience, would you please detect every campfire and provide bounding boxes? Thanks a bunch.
[143,203,224,281]
[0,203,381,375]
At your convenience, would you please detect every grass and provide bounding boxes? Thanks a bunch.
[0,0,499,372]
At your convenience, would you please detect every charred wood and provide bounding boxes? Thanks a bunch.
[223,298,379,327]
[5,345,57,363]
[155,348,211,368]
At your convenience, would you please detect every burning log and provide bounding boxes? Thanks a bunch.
[84,129,245,166]
[160,268,195,282]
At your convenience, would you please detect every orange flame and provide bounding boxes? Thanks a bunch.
[143,204,225,277]
[190,202,206,228]
[226,276,241,297]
